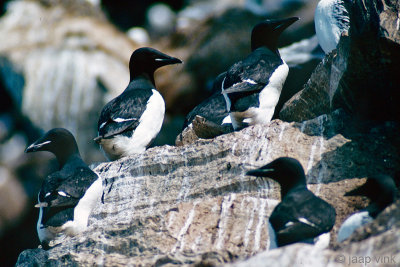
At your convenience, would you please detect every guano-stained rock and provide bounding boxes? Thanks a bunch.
[15,111,400,266]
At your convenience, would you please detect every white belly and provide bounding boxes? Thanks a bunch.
[230,62,289,130]
[337,211,372,242]
[101,89,165,160]
[315,0,346,53]
[36,176,103,246]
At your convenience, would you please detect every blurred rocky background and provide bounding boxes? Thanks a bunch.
[1,0,399,266]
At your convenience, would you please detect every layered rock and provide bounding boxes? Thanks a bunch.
[16,110,400,266]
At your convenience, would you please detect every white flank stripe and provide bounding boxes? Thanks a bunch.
[298,217,317,228]
[113,117,136,123]
[243,78,257,84]
[58,191,68,197]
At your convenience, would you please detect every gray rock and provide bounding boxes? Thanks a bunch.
[280,0,400,122]
[15,111,400,266]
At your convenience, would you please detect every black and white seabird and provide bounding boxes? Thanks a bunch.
[94,47,182,160]
[337,175,397,242]
[182,72,232,131]
[221,17,299,130]
[314,0,350,54]
[247,157,336,248]
[25,128,102,248]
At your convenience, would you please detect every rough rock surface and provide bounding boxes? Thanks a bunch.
[280,0,400,122]
[16,110,400,266]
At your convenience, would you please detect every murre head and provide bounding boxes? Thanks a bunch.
[129,47,182,84]
[246,157,306,197]
[251,17,299,54]
[25,128,80,167]
[345,175,397,217]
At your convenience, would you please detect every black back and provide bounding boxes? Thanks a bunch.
[39,157,99,227]
[97,78,154,138]
[183,72,229,128]
[270,187,336,247]
[222,47,284,111]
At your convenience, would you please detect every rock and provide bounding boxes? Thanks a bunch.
[15,110,400,265]
[0,166,28,237]
[228,200,400,267]
[279,52,334,122]
[176,115,233,146]
[15,248,49,267]
[280,0,400,122]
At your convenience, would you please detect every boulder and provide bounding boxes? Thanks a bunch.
[15,110,400,265]
[280,0,400,122]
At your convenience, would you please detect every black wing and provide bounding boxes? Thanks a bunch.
[269,189,336,247]
[39,166,99,226]
[222,47,283,95]
[97,88,154,139]
[183,72,229,128]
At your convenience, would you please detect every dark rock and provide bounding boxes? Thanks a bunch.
[280,0,400,122]
[15,248,49,267]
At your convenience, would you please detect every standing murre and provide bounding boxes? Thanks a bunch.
[181,72,232,132]
[337,175,397,242]
[246,157,336,248]
[25,128,102,249]
[94,47,182,160]
[221,17,299,130]
[314,0,350,54]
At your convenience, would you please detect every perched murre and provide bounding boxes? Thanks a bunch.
[337,175,397,242]
[25,128,102,249]
[182,72,232,130]
[314,0,350,54]
[247,157,336,248]
[221,17,299,130]
[94,47,182,160]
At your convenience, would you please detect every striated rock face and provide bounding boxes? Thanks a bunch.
[16,110,400,266]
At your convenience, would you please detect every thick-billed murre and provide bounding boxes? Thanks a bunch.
[94,47,182,160]
[247,157,336,248]
[25,128,102,249]
[314,0,350,54]
[182,72,232,132]
[221,17,299,130]
[337,175,397,242]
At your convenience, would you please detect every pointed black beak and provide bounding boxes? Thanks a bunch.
[344,184,367,197]
[93,136,102,144]
[25,140,51,153]
[25,143,38,153]
[273,17,299,33]
[155,56,182,66]
[246,168,275,177]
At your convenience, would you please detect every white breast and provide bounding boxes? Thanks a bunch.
[62,175,103,235]
[36,176,103,246]
[229,62,289,130]
[337,211,373,242]
[315,0,348,54]
[268,221,277,250]
[101,89,165,159]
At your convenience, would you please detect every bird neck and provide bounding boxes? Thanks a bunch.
[367,195,396,218]
[130,72,156,87]
[251,40,280,57]
[57,152,81,169]
[280,182,307,199]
